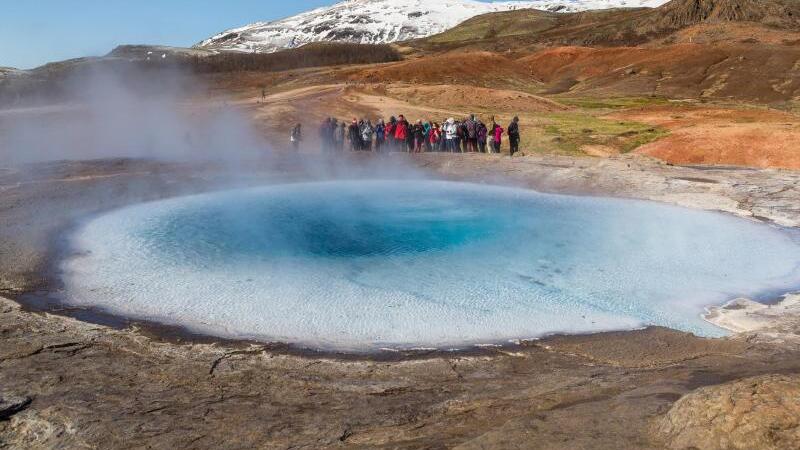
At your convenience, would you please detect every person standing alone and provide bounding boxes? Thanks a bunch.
[290,123,302,151]
[508,116,521,157]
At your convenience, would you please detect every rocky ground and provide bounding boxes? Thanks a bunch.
[1,154,800,449]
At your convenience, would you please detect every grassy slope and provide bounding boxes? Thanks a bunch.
[424,9,560,45]
[519,110,669,156]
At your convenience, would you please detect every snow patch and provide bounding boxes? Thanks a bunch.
[196,0,668,53]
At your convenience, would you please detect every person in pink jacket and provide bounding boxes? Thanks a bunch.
[492,121,504,154]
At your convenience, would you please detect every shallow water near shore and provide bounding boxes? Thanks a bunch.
[61,180,800,351]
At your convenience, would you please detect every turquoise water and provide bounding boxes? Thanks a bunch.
[62,181,800,351]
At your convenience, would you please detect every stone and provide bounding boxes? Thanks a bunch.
[0,394,32,421]
[657,374,800,450]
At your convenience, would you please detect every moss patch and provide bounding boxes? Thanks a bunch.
[525,112,668,156]
[557,97,671,110]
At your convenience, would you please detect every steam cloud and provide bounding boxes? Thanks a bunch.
[0,65,265,165]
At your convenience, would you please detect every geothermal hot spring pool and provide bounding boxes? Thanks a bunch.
[62,180,800,351]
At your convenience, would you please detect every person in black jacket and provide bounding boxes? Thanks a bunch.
[319,118,331,152]
[348,119,361,151]
[334,121,345,152]
[508,116,521,156]
[476,120,488,153]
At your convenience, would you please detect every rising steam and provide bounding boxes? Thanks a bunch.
[0,64,264,165]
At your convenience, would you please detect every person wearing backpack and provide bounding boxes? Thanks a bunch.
[476,120,488,153]
[375,119,385,153]
[361,119,375,151]
[405,123,415,152]
[423,121,432,152]
[508,116,521,156]
[465,114,478,152]
[453,120,463,153]
[444,118,457,152]
[385,116,396,150]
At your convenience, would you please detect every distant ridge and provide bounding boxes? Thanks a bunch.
[195,0,668,53]
[642,0,800,31]
[416,0,800,49]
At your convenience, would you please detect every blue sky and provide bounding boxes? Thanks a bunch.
[0,0,340,69]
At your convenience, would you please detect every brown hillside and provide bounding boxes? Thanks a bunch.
[651,0,800,29]
[413,0,800,50]
[370,84,568,113]
[520,43,800,102]
[345,52,537,90]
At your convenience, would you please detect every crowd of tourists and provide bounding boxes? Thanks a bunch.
[293,114,522,156]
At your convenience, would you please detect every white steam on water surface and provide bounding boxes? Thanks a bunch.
[62,181,800,351]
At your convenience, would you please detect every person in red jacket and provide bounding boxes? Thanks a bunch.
[429,122,442,151]
[394,115,409,152]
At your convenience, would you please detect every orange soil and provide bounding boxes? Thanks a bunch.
[347,52,534,87]
[369,83,567,114]
[520,44,800,102]
[610,106,800,169]
[520,44,725,82]
[657,22,800,46]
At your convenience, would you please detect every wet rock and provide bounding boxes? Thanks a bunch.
[657,374,800,450]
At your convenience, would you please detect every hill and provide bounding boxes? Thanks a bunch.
[195,0,668,53]
[0,43,402,107]
[653,0,800,29]
[414,0,800,50]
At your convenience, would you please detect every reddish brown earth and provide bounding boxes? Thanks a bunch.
[346,51,535,89]
[610,106,800,169]
[521,43,800,101]
[656,22,800,45]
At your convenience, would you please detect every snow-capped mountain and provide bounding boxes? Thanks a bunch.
[196,0,668,53]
